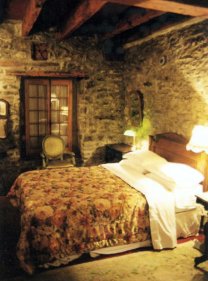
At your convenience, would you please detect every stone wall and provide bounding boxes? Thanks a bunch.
[123,19,208,148]
[0,20,125,194]
[1,18,208,194]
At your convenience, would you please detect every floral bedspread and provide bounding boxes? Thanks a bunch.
[8,166,150,274]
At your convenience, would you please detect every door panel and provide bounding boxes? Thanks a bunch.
[51,80,72,150]
[25,79,49,156]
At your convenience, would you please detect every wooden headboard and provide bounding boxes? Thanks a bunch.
[149,133,208,191]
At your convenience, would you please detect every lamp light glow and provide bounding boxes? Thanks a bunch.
[186,125,208,153]
[124,130,136,151]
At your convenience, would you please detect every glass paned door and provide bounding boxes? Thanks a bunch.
[24,79,72,157]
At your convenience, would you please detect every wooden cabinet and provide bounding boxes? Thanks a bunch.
[105,143,132,163]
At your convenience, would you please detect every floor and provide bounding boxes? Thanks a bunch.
[0,197,23,279]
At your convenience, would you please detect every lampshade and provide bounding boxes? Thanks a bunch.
[124,130,136,137]
[186,125,208,153]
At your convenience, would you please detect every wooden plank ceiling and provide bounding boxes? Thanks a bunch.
[2,0,208,42]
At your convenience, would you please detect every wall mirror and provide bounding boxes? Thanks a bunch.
[0,99,9,118]
[126,90,144,128]
[0,99,9,139]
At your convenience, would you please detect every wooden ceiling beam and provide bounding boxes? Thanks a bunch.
[108,0,208,17]
[104,10,164,39]
[58,0,107,40]
[123,17,204,49]
[6,0,28,20]
[0,0,6,22]
[22,0,47,36]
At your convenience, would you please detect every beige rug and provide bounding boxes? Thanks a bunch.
[4,241,208,281]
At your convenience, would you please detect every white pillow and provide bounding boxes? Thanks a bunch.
[123,150,167,167]
[119,159,145,174]
[146,172,202,191]
[145,162,204,188]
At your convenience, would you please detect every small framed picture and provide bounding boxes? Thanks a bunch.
[0,99,9,118]
[31,43,48,60]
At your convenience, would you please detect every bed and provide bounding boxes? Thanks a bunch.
[7,133,208,274]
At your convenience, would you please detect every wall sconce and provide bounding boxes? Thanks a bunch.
[186,125,208,153]
[124,129,136,151]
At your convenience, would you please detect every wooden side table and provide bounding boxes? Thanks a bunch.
[105,143,132,163]
[195,192,208,267]
[195,222,208,267]
[196,192,208,211]
[196,193,208,229]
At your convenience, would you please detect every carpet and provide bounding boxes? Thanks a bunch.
[3,240,208,281]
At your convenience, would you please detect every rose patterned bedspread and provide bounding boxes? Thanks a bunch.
[8,166,150,274]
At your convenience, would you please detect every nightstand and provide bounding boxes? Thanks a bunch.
[105,143,132,163]
[194,193,208,267]
[196,192,208,231]
[196,192,208,211]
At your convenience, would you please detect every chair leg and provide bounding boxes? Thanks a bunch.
[195,222,208,267]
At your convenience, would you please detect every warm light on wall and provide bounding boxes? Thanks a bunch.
[186,125,208,153]
[124,129,136,151]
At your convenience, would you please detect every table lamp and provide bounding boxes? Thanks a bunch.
[186,125,208,153]
[124,129,136,151]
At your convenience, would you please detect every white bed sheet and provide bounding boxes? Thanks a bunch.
[145,173,203,212]
[173,185,203,213]
[102,163,177,250]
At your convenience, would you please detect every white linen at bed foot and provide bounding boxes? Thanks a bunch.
[90,240,152,257]
[176,204,206,238]
[39,254,82,269]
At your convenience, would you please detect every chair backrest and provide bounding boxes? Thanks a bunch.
[42,135,65,158]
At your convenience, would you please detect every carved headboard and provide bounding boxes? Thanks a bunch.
[149,133,208,191]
